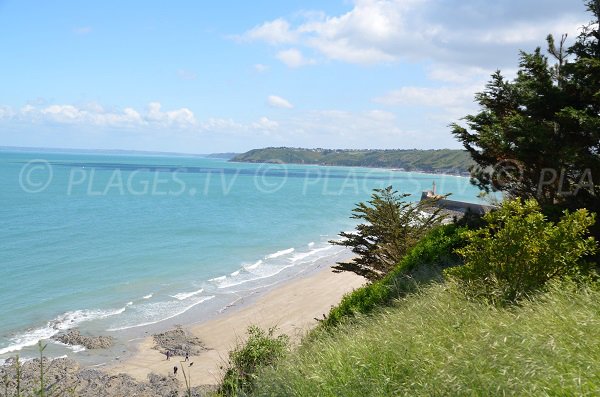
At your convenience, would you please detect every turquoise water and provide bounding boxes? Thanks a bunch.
[0,149,483,362]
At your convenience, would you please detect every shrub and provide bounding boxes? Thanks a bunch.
[219,325,289,396]
[445,198,597,304]
[324,223,464,327]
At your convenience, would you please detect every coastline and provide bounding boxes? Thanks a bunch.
[105,265,365,386]
[229,159,471,178]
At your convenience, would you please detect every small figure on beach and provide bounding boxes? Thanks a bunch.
[185,352,189,361]
[173,366,178,375]
[166,350,171,360]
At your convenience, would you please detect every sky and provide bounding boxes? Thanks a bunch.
[0,0,592,153]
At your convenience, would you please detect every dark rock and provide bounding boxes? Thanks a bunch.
[53,329,114,349]
[152,325,206,357]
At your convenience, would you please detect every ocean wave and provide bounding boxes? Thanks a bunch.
[210,244,342,291]
[243,260,262,270]
[290,245,334,263]
[212,264,295,289]
[106,295,215,331]
[170,288,204,301]
[0,307,126,356]
[265,247,294,259]
[142,294,153,300]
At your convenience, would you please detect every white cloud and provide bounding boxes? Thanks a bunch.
[252,116,279,130]
[199,117,245,132]
[239,0,588,69]
[0,105,14,120]
[3,101,196,128]
[242,18,297,44]
[146,102,196,126]
[276,48,316,68]
[267,95,294,109]
[1,100,289,139]
[1,99,464,150]
[373,85,478,108]
[276,108,419,148]
[254,63,269,73]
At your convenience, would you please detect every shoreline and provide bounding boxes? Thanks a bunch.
[105,264,365,386]
[229,159,471,178]
[0,242,355,365]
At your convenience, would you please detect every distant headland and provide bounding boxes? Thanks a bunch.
[231,147,474,174]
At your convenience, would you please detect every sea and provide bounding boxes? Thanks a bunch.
[0,148,484,364]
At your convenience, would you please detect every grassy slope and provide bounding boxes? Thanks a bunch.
[231,148,474,173]
[253,280,600,396]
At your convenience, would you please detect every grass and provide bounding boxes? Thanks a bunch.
[252,280,600,396]
[323,223,464,327]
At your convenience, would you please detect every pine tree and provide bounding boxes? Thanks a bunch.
[452,0,599,217]
[330,186,445,281]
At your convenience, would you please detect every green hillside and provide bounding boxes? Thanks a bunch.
[253,280,600,396]
[231,147,474,174]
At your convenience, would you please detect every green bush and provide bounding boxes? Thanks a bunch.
[219,325,289,396]
[445,198,597,304]
[323,223,464,327]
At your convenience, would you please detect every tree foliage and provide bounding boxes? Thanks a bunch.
[445,199,597,304]
[331,186,446,281]
[451,0,600,218]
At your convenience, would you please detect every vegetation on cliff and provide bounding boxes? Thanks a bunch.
[231,147,474,173]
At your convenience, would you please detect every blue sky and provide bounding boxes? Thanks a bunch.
[0,0,591,153]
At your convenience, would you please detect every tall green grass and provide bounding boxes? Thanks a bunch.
[253,280,600,396]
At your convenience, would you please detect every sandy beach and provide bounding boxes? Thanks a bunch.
[107,267,365,386]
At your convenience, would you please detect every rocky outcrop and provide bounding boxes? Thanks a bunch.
[153,325,206,357]
[0,357,215,396]
[53,329,114,349]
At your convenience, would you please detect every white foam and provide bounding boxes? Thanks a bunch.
[53,341,87,353]
[107,295,215,331]
[0,307,126,356]
[170,288,204,301]
[265,247,294,259]
[142,294,153,300]
[308,242,315,247]
[290,245,333,263]
[243,260,262,270]
[126,301,133,306]
[211,244,342,291]
[68,345,86,353]
[213,264,295,289]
